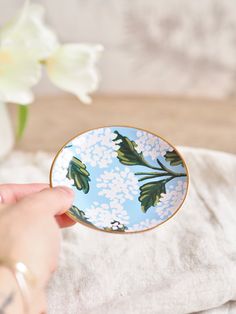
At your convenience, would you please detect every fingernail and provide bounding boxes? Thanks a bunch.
[0,194,3,204]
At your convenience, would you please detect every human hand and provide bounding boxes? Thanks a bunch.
[0,183,76,228]
[0,184,74,313]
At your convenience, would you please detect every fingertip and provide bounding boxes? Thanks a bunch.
[17,185,75,216]
[53,186,74,198]
[50,186,74,214]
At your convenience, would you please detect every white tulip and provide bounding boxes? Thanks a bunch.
[0,1,103,106]
[0,46,41,104]
[0,1,58,61]
[46,44,103,104]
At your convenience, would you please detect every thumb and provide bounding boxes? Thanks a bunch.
[16,186,74,216]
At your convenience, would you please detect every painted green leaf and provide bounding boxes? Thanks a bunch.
[67,156,90,193]
[164,150,183,167]
[113,131,148,166]
[139,180,167,213]
[69,205,94,226]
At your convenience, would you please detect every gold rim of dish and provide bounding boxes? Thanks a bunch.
[49,125,190,234]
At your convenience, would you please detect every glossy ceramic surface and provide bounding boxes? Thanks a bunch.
[50,126,189,233]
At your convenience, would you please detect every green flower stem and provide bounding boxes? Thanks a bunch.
[141,161,162,171]
[135,159,186,180]
[137,172,186,182]
[16,104,28,140]
[138,174,170,182]
[164,176,175,184]
[156,158,186,177]
[141,158,186,177]
[135,171,168,176]
[164,174,186,185]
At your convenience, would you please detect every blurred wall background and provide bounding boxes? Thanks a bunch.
[1,0,236,99]
[1,0,235,154]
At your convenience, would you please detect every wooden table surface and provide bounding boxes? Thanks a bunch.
[10,94,236,154]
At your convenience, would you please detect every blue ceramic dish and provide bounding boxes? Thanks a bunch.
[50,126,189,233]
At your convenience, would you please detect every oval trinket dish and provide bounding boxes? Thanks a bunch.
[50,126,189,234]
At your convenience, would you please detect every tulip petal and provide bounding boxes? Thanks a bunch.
[46,44,103,104]
[0,1,58,60]
[0,46,41,104]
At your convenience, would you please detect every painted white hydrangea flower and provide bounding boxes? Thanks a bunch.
[130,218,161,231]
[135,130,173,160]
[72,128,120,168]
[46,44,103,104]
[157,207,172,220]
[52,149,74,187]
[155,180,187,219]
[97,166,139,203]
[0,1,58,61]
[85,201,129,229]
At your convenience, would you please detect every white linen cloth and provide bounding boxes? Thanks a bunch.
[0,147,235,314]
